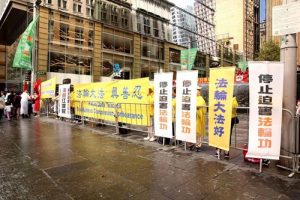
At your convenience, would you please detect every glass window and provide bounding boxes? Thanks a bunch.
[124,38,132,54]
[144,16,150,35]
[102,32,132,55]
[111,6,118,26]
[153,19,159,37]
[48,20,54,41]
[60,23,69,42]
[170,49,180,63]
[142,43,150,57]
[114,36,124,53]
[49,52,91,75]
[137,14,141,32]
[75,27,84,46]
[49,52,65,73]
[102,33,114,50]
[88,30,93,48]
[102,59,113,77]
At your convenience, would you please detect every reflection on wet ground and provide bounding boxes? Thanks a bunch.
[0,117,300,200]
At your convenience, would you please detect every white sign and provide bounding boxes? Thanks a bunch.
[58,84,71,119]
[154,72,173,138]
[273,1,300,36]
[247,62,284,160]
[176,71,198,143]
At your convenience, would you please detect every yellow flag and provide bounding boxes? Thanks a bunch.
[208,67,235,151]
[41,77,56,99]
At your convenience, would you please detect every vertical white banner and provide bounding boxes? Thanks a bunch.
[176,71,198,143]
[154,72,173,138]
[58,84,71,119]
[247,62,284,160]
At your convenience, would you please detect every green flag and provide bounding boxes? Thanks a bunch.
[13,16,39,69]
[180,48,198,70]
[238,60,248,72]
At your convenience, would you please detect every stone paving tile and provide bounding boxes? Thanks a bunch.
[48,164,148,200]
[1,118,300,200]
[129,190,172,200]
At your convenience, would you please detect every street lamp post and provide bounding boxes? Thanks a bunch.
[30,0,41,94]
[280,0,298,168]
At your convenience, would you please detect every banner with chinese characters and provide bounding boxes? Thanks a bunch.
[208,67,235,151]
[58,84,71,119]
[176,71,198,143]
[247,62,284,160]
[74,78,150,126]
[154,72,173,138]
[41,77,56,99]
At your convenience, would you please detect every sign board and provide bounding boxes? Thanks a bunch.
[247,62,284,160]
[58,84,71,119]
[41,77,56,99]
[208,67,235,151]
[154,72,173,139]
[176,70,198,143]
[37,71,47,76]
[273,1,300,36]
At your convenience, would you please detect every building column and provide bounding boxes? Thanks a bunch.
[37,7,49,81]
[93,22,102,82]
[164,43,170,72]
[133,33,141,78]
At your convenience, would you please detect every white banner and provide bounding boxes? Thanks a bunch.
[58,84,71,119]
[247,62,284,160]
[176,71,198,143]
[154,72,173,138]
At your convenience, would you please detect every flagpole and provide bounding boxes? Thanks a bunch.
[30,0,36,95]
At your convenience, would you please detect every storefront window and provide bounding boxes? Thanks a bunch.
[102,53,133,78]
[124,38,132,54]
[140,60,161,80]
[102,59,113,77]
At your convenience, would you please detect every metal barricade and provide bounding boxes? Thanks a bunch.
[40,99,57,118]
[71,100,152,134]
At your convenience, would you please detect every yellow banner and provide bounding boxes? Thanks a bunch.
[41,77,56,99]
[208,67,235,151]
[74,78,151,126]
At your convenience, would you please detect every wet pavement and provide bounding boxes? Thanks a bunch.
[0,117,300,200]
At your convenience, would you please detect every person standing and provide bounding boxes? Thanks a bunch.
[32,92,38,116]
[13,91,21,119]
[215,95,239,158]
[5,91,13,121]
[195,86,207,151]
[0,91,5,120]
[20,90,30,118]
[144,86,155,141]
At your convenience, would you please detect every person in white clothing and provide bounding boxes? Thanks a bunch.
[20,90,30,118]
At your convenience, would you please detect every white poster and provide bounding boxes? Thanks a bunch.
[58,84,71,119]
[154,72,173,138]
[176,71,198,143]
[247,62,284,160]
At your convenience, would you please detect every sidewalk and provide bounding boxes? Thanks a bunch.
[0,116,299,199]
